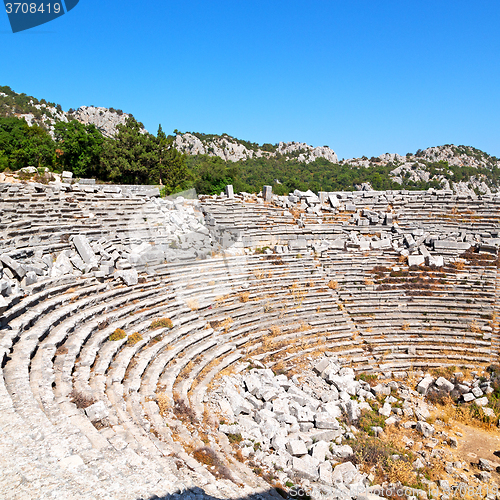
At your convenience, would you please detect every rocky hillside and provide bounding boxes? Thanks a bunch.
[2,84,500,195]
[174,132,339,164]
[344,145,500,195]
[0,86,136,138]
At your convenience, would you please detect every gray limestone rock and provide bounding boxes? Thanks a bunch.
[416,421,435,438]
[85,401,109,421]
[72,235,97,264]
[292,456,319,481]
[435,377,455,392]
[117,269,138,286]
[417,376,434,395]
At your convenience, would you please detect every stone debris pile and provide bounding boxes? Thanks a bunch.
[0,182,213,314]
[201,186,500,265]
[208,359,500,499]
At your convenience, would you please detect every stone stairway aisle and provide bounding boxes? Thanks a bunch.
[491,266,500,360]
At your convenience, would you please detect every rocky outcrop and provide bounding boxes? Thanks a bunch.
[345,145,499,195]
[72,106,133,137]
[174,133,338,164]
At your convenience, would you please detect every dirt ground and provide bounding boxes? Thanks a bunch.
[455,422,500,479]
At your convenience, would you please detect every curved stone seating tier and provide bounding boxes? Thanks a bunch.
[1,185,499,498]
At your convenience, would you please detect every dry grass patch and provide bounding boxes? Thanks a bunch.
[70,390,95,409]
[127,332,143,345]
[109,328,126,341]
[150,318,173,330]
[186,298,199,311]
[269,325,281,336]
[328,280,339,290]
[238,291,250,303]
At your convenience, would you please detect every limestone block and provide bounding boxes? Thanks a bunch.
[408,255,425,267]
[263,185,272,202]
[471,386,483,398]
[378,403,392,417]
[416,421,435,438]
[292,456,319,481]
[417,376,434,395]
[435,377,454,392]
[331,461,358,485]
[0,254,26,278]
[117,269,138,286]
[72,235,97,264]
[286,439,308,457]
[85,401,109,421]
[428,255,444,267]
[311,440,330,462]
[314,413,340,429]
[319,461,333,485]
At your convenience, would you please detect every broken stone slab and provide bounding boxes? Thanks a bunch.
[314,413,340,429]
[330,444,353,459]
[471,386,483,397]
[286,439,308,457]
[72,235,97,264]
[417,376,434,395]
[50,253,74,278]
[433,240,471,251]
[408,255,425,267]
[288,239,307,251]
[474,397,488,406]
[329,195,340,208]
[85,401,109,421]
[371,384,390,397]
[479,458,493,471]
[428,255,444,267]
[0,254,26,279]
[435,377,454,392]
[117,269,138,286]
[331,461,359,485]
[21,270,38,287]
[311,440,331,462]
[463,393,475,402]
[318,461,333,485]
[416,421,435,438]
[291,456,319,481]
[378,403,392,417]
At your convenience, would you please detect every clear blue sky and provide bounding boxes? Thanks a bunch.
[1,0,499,159]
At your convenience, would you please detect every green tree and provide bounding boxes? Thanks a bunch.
[149,125,188,193]
[54,120,104,177]
[100,117,158,184]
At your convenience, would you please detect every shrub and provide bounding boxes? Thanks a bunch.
[127,332,143,345]
[328,280,338,289]
[357,409,386,435]
[70,390,95,409]
[109,328,126,341]
[356,373,378,385]
[173,398,198,425]
[149,318,173,330]
[192,446,232,480]
[227,433,243,444]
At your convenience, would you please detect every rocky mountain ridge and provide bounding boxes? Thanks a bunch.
[2,85,500,194]
[174,132,339,164]
[0,87,136,138]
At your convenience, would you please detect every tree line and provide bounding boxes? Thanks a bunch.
[0,116,187,193]
[1,114,498,195]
